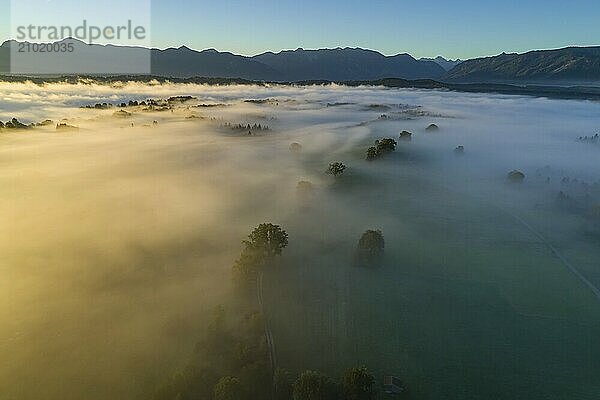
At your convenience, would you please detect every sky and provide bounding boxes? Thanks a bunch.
[1,0,600,60]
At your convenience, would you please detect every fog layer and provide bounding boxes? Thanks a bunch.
[1,81,600,399]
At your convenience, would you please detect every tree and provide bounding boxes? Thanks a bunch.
[182,366,219,400]
[4,118,28,129]
[232,246,264,287]
[356,230,385,266]
[203,305,235,357]
[244,223,289,258]
[232,224,289,290]
[399,130,412,141]
[155,366,218,400]
[376,138,397,153]
[274,368,294,400]
[293,370,338,400]
[366,147,379,161]
[327,162,347,177]
[290,142,303,153]
[213,376,243,400]
[207,305,227,335]
[508,170,525,183]
[341,367,375,400]
[297,181,314,198]
[239,361,272,399]
[366,138,397,160]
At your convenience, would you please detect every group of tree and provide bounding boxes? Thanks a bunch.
[366,138,397,161]
[154,305,272,400]
[81,97,181,111]
[244,99,278,105]
[154,221,387,400]
[0,118,30,130]
[0,118,83,131]
[155,223,378,400]
[280,367,375,400]
[578,133,599,144]
[82,99,158,109]
[222,122,270,136]
[113,110,132,118]
[168,96,197,103]
[210,365,376,400]
[84,102,113,109]
[155,223,290,400]
[223,122,270,131]
[55,123,79,131]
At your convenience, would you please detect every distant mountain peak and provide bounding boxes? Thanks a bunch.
[420,56,462,71]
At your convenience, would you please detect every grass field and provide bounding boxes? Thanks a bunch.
[265,151,600,399]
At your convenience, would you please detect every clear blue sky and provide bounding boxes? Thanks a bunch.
[2,0,599,59]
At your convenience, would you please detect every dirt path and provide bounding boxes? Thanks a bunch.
[501,207,600,302]
[257,272,277,373]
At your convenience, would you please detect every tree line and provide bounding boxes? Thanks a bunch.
[156,223,384,400]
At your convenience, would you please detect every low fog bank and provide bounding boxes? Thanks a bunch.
[1,81,600,399]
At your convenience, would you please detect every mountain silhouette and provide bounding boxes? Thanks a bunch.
[0,39,445,80]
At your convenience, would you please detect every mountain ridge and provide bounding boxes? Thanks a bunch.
[2,39,600,84]
[444,46,600,84]
[0,39,445,80]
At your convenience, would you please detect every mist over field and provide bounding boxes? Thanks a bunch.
[2,81,600,400]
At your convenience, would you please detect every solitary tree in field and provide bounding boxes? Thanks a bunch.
[356,230,385,266]
[244,223,289,258]
[341,366,375,400]
[327,162,347,177]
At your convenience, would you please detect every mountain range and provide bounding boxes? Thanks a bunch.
[1,39,600,85]
[0,39,446,81]
[443,47,600,84]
